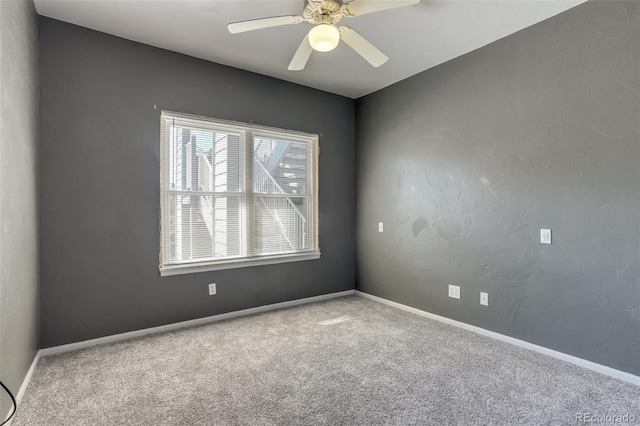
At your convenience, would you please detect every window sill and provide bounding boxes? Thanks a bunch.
[159,252,321,277]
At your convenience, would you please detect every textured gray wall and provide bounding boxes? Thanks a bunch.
[0,0,39,417]
[39,18,355,348]
[356,1,639,375]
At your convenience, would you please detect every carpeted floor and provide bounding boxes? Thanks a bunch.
[12,295,640,425]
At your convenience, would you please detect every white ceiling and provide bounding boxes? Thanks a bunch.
[34,0,587,99]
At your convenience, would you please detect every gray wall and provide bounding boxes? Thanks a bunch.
[0,0,39,418]
[356,0,639,375]
[39,18,355,348]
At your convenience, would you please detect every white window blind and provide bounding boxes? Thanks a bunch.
[160,112,319,275]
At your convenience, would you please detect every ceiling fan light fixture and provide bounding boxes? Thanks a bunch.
[308,24,340,52]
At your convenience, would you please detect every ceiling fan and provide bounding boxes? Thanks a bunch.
[228,0,420,71]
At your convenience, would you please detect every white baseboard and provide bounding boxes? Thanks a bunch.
[40,290,355,357]
[5,350,41,426]
[355,290,640,387]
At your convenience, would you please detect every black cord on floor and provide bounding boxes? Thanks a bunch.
[0,380,16,426]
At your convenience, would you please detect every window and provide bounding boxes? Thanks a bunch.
[159,112,319,276]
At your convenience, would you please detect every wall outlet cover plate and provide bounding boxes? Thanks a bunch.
[540,229,552,244]
[448,284,460,299]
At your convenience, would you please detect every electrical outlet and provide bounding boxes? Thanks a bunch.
[378,222,384,233]
[480,292,488,306]
[448,285,460,300]
[208,283,217,295]
[540,229,551,244]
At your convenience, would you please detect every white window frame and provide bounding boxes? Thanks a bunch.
[159,111,320,276]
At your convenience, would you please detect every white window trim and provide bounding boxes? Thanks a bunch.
[160,252,321,276]
[159,111,320,276]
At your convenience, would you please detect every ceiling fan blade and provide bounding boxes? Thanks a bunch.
[228,15,304,34]
[288,35,313,71]
[341,0,420,17]
[339,27,388,67]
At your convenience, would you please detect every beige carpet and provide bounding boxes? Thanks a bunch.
[12,296,640,425]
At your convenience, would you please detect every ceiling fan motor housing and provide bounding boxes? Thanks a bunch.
[303,0,344,25]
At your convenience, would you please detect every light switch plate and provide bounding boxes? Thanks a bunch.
[208,283,217,295]
[378,222,384,233]
[480,292,488,306]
